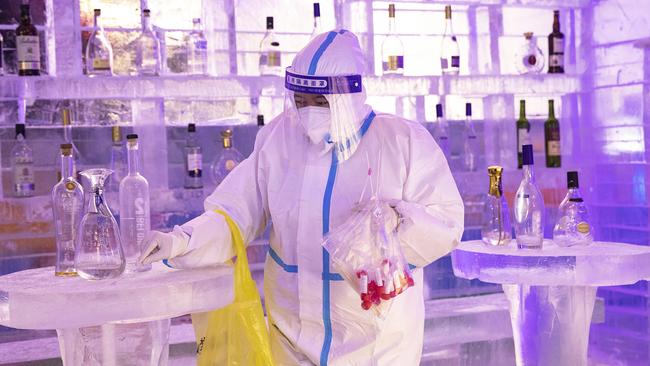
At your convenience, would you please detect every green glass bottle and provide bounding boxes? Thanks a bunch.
[544,99,561,167]
[516,100,531,169]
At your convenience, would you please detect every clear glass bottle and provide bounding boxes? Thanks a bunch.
[135,9,161,76]
[433,103,450,160]
[514,144,545,249]
[515,32,544,75]
[311,3,323,39]
[107,126,126,214]
[119,134,151,272]
[85,9,113,76]
[440,5,460,75]
[481,166,512,246]
[76,168,125,280]
[12,124,35,197]
[553,171,593,247]
[381,4,405,75]
[462,103,479,172]
[16,3,40,76]
[187,18,208,75]
[259,17,282,76]
[211,129,244,186]
[184,123,203,189]
[52,144,84,277]
[61,108,81,178]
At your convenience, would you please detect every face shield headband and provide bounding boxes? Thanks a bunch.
[285,68,363,95]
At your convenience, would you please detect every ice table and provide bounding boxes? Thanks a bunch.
[0,263,233,366]
[452,240,650,366]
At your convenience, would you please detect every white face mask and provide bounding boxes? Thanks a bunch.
[297,106,331,145]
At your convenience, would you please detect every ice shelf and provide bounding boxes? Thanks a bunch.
[384,0,590,8]
[0,74,581,100]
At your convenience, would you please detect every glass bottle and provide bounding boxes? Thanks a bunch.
[514,144,545,249]
[544,99,561,167]
[187,18,208,75]
[381,4,404,76]
[211,129,244,186]
[12,123,35,197]
[85,9,113,76]
[76,168,125,280]
[259,17,282,76]
[107,126,126,214]
[554,171,593,247]
[440,5,460,76]
[433,103,450,160]
[481,166,512,246]
[135,9,162,76]
[311,3,323,39]
[0,32,4,76]
[119,134,151,272]
[548,10,565,74]
[16,3,40,76]
[516,100,531,169]
[184,123,203,189]
[515,32,544,74]
[462,103,479,172]
[52,144,84,277]
[61,108,81,178]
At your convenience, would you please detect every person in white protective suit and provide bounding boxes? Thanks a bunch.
[140,30,464,365]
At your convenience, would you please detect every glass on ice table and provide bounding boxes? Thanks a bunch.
[0,263,233,365]
[452,240,650,366]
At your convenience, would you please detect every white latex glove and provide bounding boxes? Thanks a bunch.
[139,227,190,265]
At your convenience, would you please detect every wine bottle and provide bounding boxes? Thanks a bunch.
[548,10,564,74]
[516,100,531,169]
[440,5,460,75]
[553,171,593,247]
[12,124,35,197]
[16,3,40,76]
[184,123,203,189]
[381,4,404,75]
[514,144,545,249]
[544,99,561,167]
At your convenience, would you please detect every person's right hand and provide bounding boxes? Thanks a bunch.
[139,230,188,265]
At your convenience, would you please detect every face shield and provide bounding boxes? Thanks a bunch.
[284,30,372,163]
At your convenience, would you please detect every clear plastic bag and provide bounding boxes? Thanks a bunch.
[323,153,414,316]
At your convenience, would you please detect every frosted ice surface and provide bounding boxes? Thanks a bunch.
[452,240,650,286]
[0,263,233,329]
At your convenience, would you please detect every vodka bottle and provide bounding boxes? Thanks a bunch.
[514,144,545,249]
[107,126,126,213]
[515,32,544,74]
[311,3,323,39]
[184,123,203,189]
[440,5,460,75]
[553,171,593,247]
[259,17,282,76]
[12,124,35,197]
[16,3,40,76]
[544,99,561,167]
[187,18,208,75]
[548,10,565,74]
[481,166,512,246]
[462,103,479,172]
[516,100,531,169]
[381,4,404,75]
[119,134,151,272]
[433,103,450,159]
[52,144,84,277]
[135,9,162,76]
[85,9,113,76]
[211,129,244,185]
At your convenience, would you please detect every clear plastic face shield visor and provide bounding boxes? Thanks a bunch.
[284,67,368,162]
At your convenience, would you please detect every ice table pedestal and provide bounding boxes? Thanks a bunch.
[0,263,233,365]
[452,240,650,366]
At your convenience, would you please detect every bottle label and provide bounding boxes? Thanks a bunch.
[92,58,111,71]
[451,56,460,68]
[549,54,564,67]
[440,57,448,70]
[261,51,281,67]
[17,35,40,70]
[383,55,404,71]
[553,38,564,53]
[134,197,148,246]
[517,128,530,153]
[194,40,207,50]
[577,222,590,234]
[187,153,203,176]
[547,140,561,156]
[14,163,35,193]
[225,159,238,171]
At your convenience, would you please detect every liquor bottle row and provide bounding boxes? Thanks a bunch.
[481,146,591,249]
[0,3,565,78]
[431,99,562,171]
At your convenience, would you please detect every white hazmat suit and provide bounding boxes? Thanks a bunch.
[142,30,464,365]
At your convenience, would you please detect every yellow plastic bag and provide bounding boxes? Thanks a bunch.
[192,210,274,366]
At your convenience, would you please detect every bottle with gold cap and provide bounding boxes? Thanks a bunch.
[381,3,404,75]
[481,165,512,246]
[61,108,81,177]
[51,143,84,277]
[211,129,244,186]
[440,5,460,75]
